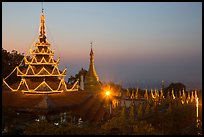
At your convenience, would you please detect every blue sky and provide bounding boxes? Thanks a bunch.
[2,2,202,90]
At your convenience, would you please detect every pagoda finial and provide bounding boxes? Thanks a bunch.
[90,41,93,48]
[39,7,47,43]
[42,1,44,13]
[90,41,94,56]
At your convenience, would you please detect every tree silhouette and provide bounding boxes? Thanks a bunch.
[2,48,31,85]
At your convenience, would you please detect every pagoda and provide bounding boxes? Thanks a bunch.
[2,8,108,127]
[84,42,101,91]
[3,9,79,93]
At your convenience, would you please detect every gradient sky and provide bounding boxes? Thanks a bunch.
[2,2,202,90]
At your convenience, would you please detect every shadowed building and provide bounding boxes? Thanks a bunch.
[84,42,102,92]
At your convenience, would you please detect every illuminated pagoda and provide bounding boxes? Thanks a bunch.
[3,9,108,125]
[84,42,102,91]
[3,9,78,93]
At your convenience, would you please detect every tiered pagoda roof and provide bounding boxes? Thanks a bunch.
[3,9,78,93]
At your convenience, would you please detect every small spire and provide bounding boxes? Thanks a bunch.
[40,11,45,36]
[90,41,94,56]
[41,1,44,13]
[38,7,47,43]
[90,41,93,49]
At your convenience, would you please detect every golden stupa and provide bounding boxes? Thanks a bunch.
[84,42,101,91]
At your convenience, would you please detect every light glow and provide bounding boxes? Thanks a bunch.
[172,89,175,99]
[196,97,199,118]
[105,91,110,96]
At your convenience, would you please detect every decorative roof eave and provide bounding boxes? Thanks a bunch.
[57,78,67,91]
[23,56,28,64]
[17,65,66,76]
[25,62,58,65]
[25,56,58,65]
[17,66,24,75]
[34,80,53,91]
[48,56,55,63]
[56,58,60,64]
[66,79,79,91]
[32,52,54,56]
[20,79,79,93]
[3,78,29,92]
[61,68,67,75]
[31,56,38,63]
[30,47,54,56]
[37,67,51,75]
[16,78,27,91]
[35,42,51,47]
[51,65,65,75]
[18,78,30,91]
[25,65,35,75]
[22,90,63,94]
[25,57,57,65]
[40,57,47,63]
[17,74,66,77]
[3,79,16,91]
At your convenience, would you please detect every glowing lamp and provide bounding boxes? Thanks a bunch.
[105,91,110,96]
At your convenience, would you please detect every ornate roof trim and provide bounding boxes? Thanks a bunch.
[57,78,67,91]
[26,65,35,75]
[34,80,53,91]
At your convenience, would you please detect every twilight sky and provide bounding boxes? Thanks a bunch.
[2,2,202,90]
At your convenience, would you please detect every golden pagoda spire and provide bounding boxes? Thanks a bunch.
[88,42,99,81]
[84,42,101,91]
[90,41,94,58]
[39,8,47,43]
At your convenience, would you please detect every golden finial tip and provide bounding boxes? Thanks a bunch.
[90,41,93,48]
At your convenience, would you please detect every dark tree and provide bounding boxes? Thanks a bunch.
[164,82,186,97]
[2,48,31,85]
[68,68,87,84]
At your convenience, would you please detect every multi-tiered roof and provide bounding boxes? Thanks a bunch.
[3,9,78,93]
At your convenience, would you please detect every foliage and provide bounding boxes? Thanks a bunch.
[144,102,151,115]
[132,121,157,135]
[68,68,87,84]
[23,120,101,135]
[23,121,57,135]
[137,103,143,119]
[164,82,186,97]
[101,106,129,134]
[2,48,31,85]
[129,105,135,123]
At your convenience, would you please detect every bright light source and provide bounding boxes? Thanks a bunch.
[54,122,59,126]
[105,91,110,96]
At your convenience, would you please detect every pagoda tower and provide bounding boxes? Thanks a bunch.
[84,42,101,91]
[3,9,78,93]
